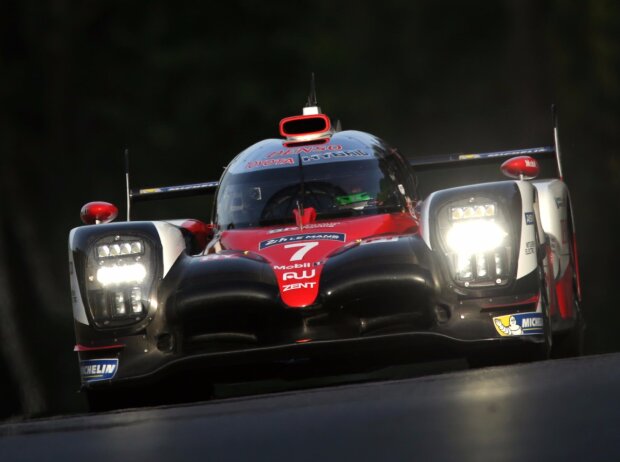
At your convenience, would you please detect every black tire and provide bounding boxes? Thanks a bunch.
[551,218,585,358]
[552,311,584,358]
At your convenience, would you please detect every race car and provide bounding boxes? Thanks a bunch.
[69,95,583,409]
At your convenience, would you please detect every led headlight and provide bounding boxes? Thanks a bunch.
[97,240,143,258]
[437,197,514,287]
[96,262,147,286]
[84,235,158,328]
[450,204,495,221]
[445,220,507,255]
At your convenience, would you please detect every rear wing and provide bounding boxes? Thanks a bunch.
[409,146,563,199]
[130,181,219,203]
[412,105,565,179]
[123,147,219,221]
[410,146,560,176]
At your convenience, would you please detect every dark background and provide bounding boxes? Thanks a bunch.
[0,0,618,418]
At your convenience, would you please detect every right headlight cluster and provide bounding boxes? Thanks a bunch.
[84,235,159,328]
[438,200,514,288]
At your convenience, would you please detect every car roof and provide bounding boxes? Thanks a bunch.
[226,130,393,175]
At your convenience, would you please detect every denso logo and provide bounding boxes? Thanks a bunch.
[273,263,312,270]
[283,282,316,292]
[283,270,316,281]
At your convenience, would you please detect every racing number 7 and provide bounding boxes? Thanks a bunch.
[284,242,319,261]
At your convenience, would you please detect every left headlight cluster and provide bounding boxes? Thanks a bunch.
[438,200,514,288]
[84,236,158,328]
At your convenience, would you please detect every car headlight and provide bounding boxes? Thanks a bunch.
[437,200,515,287]
[84,236,158,328]
[96,262,147,286]
[446,220,507,254]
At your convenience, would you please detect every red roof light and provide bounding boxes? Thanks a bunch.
[80,201,118,225]
[500,156,540,180]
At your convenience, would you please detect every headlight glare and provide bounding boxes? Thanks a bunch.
[86,235,156,328]
[446,220,507,255]
[96,263,147,286]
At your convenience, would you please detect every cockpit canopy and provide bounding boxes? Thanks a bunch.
[214,131,416,230]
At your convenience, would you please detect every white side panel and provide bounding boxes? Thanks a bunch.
[533,179,570,280]
[68,228,89,325]
[153,221,186,277]
[515,181,539,279]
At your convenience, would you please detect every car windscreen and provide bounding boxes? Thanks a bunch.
[215,159,406,229]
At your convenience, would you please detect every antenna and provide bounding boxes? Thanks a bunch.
[303,73,321,115]
[306,72,317,107]
[551,104,564,180]
[124,148,131,221]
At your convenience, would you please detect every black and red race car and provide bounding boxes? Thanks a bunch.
[69,96,583,407]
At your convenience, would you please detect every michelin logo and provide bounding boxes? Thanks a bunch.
[493,312,544,337]
[80,358,119,382]
[259,233,345,250]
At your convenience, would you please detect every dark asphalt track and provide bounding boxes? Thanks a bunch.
[2,353,620,462]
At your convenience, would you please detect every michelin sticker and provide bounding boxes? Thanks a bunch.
[493,312,544,337]
[259,233,345,250]
[80,358,119,382]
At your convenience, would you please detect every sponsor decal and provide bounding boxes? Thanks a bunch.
[525,240,536,255]
[458,154,481,160]
[493,312,544,337]
[139,182,218,194]
[259,233,345,250]
[360,236,400,246]
[273,262,321,270]
[246,158,295,169]
[283,269,316,280]
[283,282,316,292]
[80,358,118,382]
[524,212,535,225]
[201,254,238,261]
[284,242,319,261]
[267,144,344,158]
[301,150,370,163]
[554,197,565,209]
[268,222,340,234]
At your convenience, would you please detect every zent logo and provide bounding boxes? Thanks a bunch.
[283,282,316,292]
